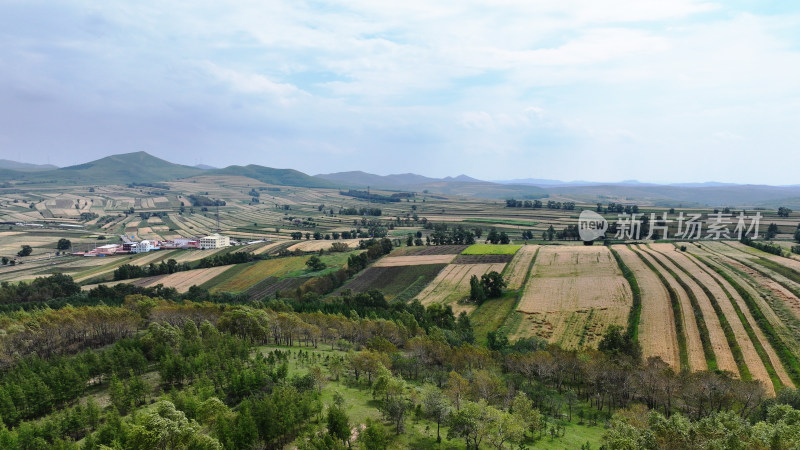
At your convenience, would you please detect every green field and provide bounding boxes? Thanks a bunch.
[462,244,522,255]
[464,218,540,227]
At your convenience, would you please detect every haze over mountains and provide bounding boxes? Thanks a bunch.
[3,152,800,208]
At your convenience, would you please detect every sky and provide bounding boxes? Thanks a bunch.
[1,1,800,184]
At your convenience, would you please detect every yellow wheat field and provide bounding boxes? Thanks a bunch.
[503,245,538,290]
[514,246,631,349]
[612,245,681,370]
[287,239,363,252]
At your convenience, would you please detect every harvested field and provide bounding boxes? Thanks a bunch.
[287,239,362,252]
[503,245,538,290]
[514,246,631,349]
[652,244,792,392]
[416,263,507,315]
[372,255,455,267]
[452,254,513,264]
[343,264,447,300]
[82,266,232,293]
[462,244,521,255]
[145,266,233,292]
[389,245,468,256]
[637,245,736,375]
[612,245,680,370]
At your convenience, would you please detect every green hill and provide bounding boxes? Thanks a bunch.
[208,165,340,189]
[0,152,204,185]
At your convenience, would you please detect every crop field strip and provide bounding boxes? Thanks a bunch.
[686,243,800,386]
[372,254,456,267]
[628,246,698,371]
[712,242,800,320]
[502,244,538,290]
[513,246,632,349]
[342,264,448,301]
[638,244,745,376]
[645,244,777,391]
[692,243,800,356]
[389,245,468,256]
[656,245,794,392]
[611,245,680,370]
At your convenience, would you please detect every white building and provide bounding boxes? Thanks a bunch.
[131,240,153,253]
[199,233,230,249]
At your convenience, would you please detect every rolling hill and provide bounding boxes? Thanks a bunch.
[0,152,204,185]
[208,165,340,189]
[0,160,58,171]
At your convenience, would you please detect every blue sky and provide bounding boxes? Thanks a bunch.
[1,0,799,183]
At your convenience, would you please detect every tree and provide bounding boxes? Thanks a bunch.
[359,419,388,450]
[422,384,451,442]
[57,239,71,250]
[448,400,493,449]
[766,223,779,240]
[306,256,327,271]
[17,245,32,257]
[446,371,470,411]
[480,271,506,298]
[327,404,350,446]
[469,275,487,304]
[598,325,641,360]
[486,331,509,352]
[778,207,792,217]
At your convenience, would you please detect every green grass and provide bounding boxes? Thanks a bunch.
[470,292,518,345]
[464,218,540,227]
[462,244,522,255]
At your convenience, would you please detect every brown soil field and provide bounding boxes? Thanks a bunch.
[652,243,793,391]
[612,245,680,370]
[389,245,469,256]
[514,246,631,349]
[503,245,538,290]
[372,255,456,267]
[247,276,310,300]
[452,254,514,264]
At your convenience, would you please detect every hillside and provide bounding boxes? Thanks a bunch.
[0,152,204,185]
[0,159,58,171]
[208,165,340,189]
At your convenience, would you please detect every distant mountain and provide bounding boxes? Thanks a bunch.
[0,159,58,171]
[315,171,440,187]
[0,151,204,185]
[209,165,339,189]
[194,164,217,170]
[443,174,483,183]
[315,170,545,199]
[491,178,599,186]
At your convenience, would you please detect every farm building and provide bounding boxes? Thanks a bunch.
[199,233,230,249]
[131,240,154,253]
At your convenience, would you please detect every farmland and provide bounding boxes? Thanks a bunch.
[513,245,632,349]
